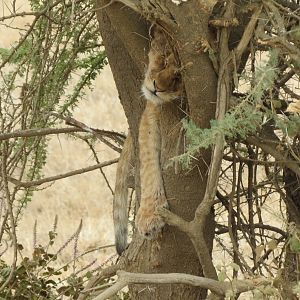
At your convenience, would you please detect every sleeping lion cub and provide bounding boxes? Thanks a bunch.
[113,26,183,254]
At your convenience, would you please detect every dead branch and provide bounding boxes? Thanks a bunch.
[159,0,238,281]
[93,270,271,300]
[258,36,300,66]
[235,5,263,66]
[246,136,300,178]
[0,126,124,143]
[0,127,85,140]
[0,0,64,22]
[63,115,125,152]
[7,159,118,188]
[78,263,122,300]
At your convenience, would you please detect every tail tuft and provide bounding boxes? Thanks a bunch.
[113,134,133,255]
[115,226,128,255]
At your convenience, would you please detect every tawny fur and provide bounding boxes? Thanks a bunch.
[113,26,183,254]
[113,134,133,254]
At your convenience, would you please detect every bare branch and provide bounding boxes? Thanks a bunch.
[189,0,236,280]
[7,159,118,188]
[0,127,85,140]
[78,263,122,300]
[258,36,300,66]
[63,115,125,153]
[157,207,191,234]
[94,270,271,300]
[0,126,124,142]
[235,5,263,65]
[246,136,300,178]
[115,0,139,13]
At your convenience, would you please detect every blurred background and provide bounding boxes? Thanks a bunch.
[1,0,127,269]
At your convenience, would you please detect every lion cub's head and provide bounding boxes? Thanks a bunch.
[142,26,182,104]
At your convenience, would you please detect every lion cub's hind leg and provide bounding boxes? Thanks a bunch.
[136,102,168,239]
[136,192,168,239]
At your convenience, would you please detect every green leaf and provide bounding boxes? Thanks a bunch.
[289,236,300,253]
[218,269,227,282]
[230,262,240,272]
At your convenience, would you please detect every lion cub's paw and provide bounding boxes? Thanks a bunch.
[136,195,168,239]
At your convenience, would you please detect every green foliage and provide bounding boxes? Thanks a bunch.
[293,282,300,299]
[60,52,107,115]
[249,50,279,104]
[252,285,281,299]
[289,236,300,252]
[0,39,34,67]
[288,224,300,253]
[0,227,103,300]
[0,0,106,210]
[174,49,299,169]
[175,104,262,168]
[276,114,300,138]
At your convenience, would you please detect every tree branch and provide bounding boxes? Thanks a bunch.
[0,142,17,292]
[157,207,191,234]
[0,127,84,140]
[7,159,118,188]
[246,136,300,178]
[78,263,122,300]
[235,5,263,66]
[159,0,237,282]
[94,270,271,300]
[0,126,124,142]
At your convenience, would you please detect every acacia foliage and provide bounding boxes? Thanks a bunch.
[0,0,106,204]
[0,0,110,298]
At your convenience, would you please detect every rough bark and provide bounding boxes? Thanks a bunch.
[96,1,217,299]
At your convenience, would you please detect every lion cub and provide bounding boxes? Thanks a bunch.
[114,26,183,254]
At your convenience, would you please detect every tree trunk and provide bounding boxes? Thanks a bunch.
[96,1,217,298]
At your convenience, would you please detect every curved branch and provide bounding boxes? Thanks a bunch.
[94,270,271,300]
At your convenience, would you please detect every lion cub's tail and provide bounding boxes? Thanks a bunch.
[114,133,133,255]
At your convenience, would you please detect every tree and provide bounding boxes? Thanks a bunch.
[0,0,300,299]
[95,2,217,299]
[85,0,300,299]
